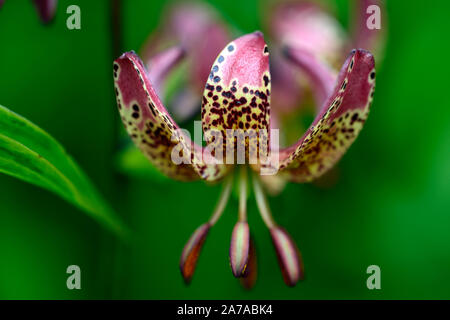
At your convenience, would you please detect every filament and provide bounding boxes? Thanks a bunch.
[252,173,277,229]
[209,174,233,226]
[238,166,248,222]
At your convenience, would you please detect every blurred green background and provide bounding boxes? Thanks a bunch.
[0,0,449,299]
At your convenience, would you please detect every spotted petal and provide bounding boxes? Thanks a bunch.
[114,51,227,181]
[276,49,376,182]
[202,32,271,162]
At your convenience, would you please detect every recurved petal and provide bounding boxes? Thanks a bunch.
[284,47,337,110]
[270,51,303,113]
[229,221,250,277]
[270,226,304,287]
[170,88,202,122]
[202,32,271,161]
[114,51,227,182]
[276,49,376,182]
[180,223,211,284]
[271,1,347,66]
[33,0,57,24]
[146,46,185,96]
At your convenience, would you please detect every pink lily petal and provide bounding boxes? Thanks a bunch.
[270,50,303,113]
[33,0,57,24]
[170,88,202,122]
[146,46,185,96]
[143,2,230,93]
[201,32,271,160]
[169,3,230,88]
[113,51,228,181]
[190,22,230,89]
[140,3,230,123]
[229,221,250,277]
[276,49,376,182]
[180,223,211,284]
[283,47,337,111]
[271,1,347,66]
[270,226,304,287]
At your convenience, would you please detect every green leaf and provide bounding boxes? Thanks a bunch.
[0,105,129,238]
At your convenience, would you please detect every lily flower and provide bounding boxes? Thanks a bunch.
[113,29,376,287]
[134,1,384,155]
[0,0,57,24]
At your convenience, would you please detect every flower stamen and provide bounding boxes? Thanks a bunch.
[180,174,233,283]
[252,173,276,229]
[252,173,304,286]
[238,165,248,222]
[208,174,234,226]
[230,166,250,277]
